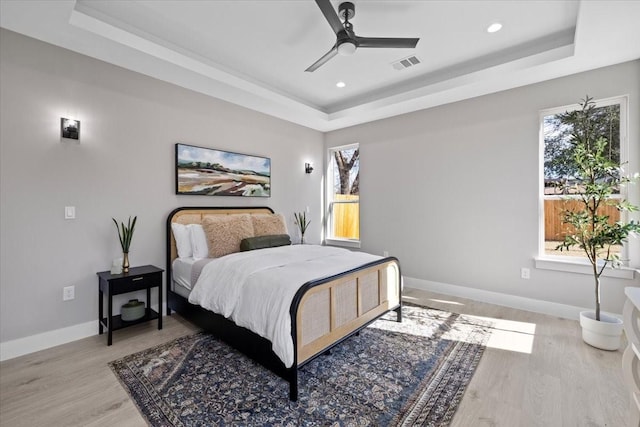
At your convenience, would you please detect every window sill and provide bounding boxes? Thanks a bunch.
[535,256,637,280]
[325,238,361,249]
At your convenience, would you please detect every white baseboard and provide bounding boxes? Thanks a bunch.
[0,320,98,362]
[0,304,164,362]
[403,276,617,320]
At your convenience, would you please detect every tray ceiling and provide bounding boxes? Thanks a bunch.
[1,1,639,131]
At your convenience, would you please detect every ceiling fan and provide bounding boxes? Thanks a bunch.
[306,0,420,72]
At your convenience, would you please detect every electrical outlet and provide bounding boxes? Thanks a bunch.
[63,285,75,301]
[520,268,530,280]
[64,206,76,219]
[383,251,389,257]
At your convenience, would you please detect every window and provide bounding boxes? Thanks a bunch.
[540,96,627,259]
[326,144,360,246]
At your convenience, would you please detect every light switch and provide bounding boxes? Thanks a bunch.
[65,206,76,219]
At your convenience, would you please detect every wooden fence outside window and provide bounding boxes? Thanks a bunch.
[544,199,620,241]
[333,194,359,239]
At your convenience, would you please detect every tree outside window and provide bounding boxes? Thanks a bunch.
[542,98,625,257]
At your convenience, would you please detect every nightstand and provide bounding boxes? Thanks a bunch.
[96,265,164,345]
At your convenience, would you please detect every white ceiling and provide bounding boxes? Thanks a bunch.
[1,1,639,132]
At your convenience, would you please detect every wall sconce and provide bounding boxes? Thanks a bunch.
[305,162,314,174]
[61,118,80,140]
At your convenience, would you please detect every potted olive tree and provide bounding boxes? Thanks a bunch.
[555,96,640,350]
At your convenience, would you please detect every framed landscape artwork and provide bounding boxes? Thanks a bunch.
[175,143,271,197]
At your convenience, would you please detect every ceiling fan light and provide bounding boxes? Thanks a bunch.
[337,40,357,56]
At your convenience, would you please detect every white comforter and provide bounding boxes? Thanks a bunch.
[188,245,382,367]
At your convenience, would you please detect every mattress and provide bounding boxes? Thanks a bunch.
[188,244,382,367]
[171,257,214,298]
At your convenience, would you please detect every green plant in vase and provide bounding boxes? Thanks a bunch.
[294,212,310,244]
[112,216,137,273]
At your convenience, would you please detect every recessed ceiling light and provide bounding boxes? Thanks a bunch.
[487,23,502,33]
[336,81,346,88]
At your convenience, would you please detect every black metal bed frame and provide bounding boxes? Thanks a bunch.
[165,206,402,401]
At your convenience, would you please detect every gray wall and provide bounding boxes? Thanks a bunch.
[325,60,640,314]
[2,27,639,346]
[0,30,324,343]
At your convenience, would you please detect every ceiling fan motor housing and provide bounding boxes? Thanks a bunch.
[337,2,357,55]
[338,2,355,21]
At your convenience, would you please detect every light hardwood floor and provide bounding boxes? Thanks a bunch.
[0,288,629,426]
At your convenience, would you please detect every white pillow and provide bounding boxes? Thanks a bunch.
[188,224,209,260]
[171,223,192,259]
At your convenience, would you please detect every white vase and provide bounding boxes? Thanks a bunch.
[579,310,623,350]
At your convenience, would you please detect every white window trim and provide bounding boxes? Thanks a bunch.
[325,143,360,248]
[534,256,637,279]
[325,238,361,249]
[537,95,635,278]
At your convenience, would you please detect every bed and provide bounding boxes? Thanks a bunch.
[165,206,402,400]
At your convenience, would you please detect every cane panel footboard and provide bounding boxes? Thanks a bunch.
[296,259,401,363]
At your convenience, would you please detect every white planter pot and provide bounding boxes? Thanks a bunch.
[579,310,623,350]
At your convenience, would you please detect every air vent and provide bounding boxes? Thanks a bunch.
[392,55,421,70]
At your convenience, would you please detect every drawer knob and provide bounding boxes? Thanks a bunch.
[132,277,143,281]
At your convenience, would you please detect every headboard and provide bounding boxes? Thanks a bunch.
[166,206,274,265]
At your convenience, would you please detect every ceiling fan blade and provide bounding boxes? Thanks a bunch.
[356,37,420,49]
[305,46,338,72]
[314,0,344,35]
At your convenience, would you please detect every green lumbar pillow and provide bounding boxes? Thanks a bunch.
[240,234,291,251]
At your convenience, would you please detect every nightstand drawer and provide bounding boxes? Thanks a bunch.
[97,265,163,295]
[109,272,162,294]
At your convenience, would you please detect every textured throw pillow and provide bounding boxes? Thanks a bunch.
[202,214,255,258]
[240,234,291,251]
[188,224,209,260]
[171,223,193,259]
[251,213,288,237]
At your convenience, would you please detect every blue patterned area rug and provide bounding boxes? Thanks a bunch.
[110,304,491,426]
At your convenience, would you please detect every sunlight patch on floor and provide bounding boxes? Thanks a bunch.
[400,296,536,354]
[440,315,536,353]
[470,315,536,354]
[404,295,465,306]
[373,310,457,338]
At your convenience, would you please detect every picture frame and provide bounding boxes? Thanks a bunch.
[175,143,271,197]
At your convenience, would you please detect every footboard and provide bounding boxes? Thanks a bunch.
[292,258,402,365]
